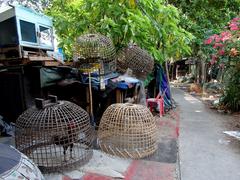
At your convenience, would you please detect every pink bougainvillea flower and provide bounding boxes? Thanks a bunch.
[232,17,240,22]
[218,49,225,55]
[230,25,239,31]
[211,34,219,39]
[213,43,223,49]
[220,31,232,42]
[204,38,213,44]
[215,36,221,43]
[229,23,237,27]
[229,21,239,31]
[208,34,221,43]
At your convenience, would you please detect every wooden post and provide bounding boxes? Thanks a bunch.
[201,61,206,84]
[116,89,123,103]
[196,60,200,83]
[86,87,90,113]
[171,63,175,81]
[88,72,94,125]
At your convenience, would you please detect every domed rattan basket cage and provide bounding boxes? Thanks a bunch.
[117,44,154,79]
[98,103,157,159]
[73,33,116,73]
[15,95,93,173]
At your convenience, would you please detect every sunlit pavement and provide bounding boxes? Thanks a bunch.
[174,88,240,180]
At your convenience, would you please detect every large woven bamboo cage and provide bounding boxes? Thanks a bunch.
[15,95,93,173]
[98,103,157,159]
[117,44,154,79]
[73,33,116,73]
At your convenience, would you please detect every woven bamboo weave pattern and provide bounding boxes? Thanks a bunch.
[73,33,116,64]
[98,103,157,159]
[15,96,93,173]
[117,44,154,79]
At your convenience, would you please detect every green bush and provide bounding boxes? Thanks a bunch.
[222,66,240,111]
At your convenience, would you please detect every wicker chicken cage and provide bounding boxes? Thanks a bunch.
[73,33,116,73]
[98,103,157,159]
[117,44,154,79]
[15,95,93,173]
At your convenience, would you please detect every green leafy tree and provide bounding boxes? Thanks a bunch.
[168,0,240,55]
[46,0,193,62]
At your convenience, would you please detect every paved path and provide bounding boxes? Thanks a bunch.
[173,88,240,180]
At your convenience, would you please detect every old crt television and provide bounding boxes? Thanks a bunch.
[0,5,54,59]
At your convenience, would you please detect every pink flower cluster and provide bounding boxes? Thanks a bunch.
[229,17,240,31]
[204,17,239,45]
[204,17,239,65]
[204,32,232,45]
[220,31,232,42]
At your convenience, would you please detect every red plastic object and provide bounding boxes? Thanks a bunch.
[147,92,165,117]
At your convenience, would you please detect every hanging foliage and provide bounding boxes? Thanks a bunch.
[46,0,193,62]
[168,0,240,59]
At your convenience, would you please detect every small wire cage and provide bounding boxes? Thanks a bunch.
[117,44,154,79]
[73,33,116,64]
[15,95,93,173]
[98,103,157,159]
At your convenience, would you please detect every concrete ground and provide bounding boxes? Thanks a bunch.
[173,88,240,180]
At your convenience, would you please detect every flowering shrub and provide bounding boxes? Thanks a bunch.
[204,17,239,67]
[204,17,240,111]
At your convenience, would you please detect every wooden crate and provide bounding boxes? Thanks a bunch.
[42,60,61,67]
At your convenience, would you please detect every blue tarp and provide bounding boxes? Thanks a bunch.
[155,64,172,109]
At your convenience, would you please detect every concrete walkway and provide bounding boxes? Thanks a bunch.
[173,88,240,180]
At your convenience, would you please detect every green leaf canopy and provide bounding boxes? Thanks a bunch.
[46,0,193,62]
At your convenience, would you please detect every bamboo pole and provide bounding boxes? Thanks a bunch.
[88,72,94,125]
